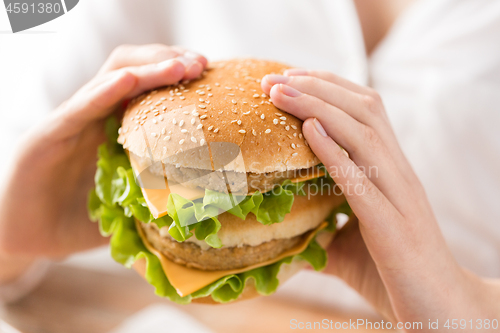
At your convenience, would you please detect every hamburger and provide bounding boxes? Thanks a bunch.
[88,58,350,304]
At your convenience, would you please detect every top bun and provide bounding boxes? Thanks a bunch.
[118,59,319,173]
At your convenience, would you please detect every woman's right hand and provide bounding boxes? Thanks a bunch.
[0,44,207,283]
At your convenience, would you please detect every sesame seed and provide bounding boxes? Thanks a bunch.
[151,133,157,137]
[214,128,219,133]
[304,140,309,146]
[275,113,282,116]
[200,115,207,119]
[299,133,303,139]
[239,129,246,134]
[231,120,237,124]
[141,115,147,120]
[183,111,190,115]
[172,118,177,125]
[179,139,185,144]
[280,116,287,121]
[253,94,260,98]
[208,93,213,97]
[140,100,145,105]
[181,129,188,133]
[251,105,258,108]
[191,137,197,143]
[237,120,242,125]
[197,124,203,130]
[179,120,184,126]
[199,84,205,88]
[252,129,257,136]
[161,128,166,135]
[285,126,290,131]
[242,111,251,115]
[280,121,286,125]
[291,125,297,130]
[292,152,298,156]
[152,119,157,124]
[232,99,237,104]
[169,90,174,96]
[164,136,170,141]
[225,86,232,90]
[200,139,206,145]
[159,116,164,121]
[179,96,186,100]
[291,143,296,149]
[293,133,297,137]
[192,111,199,116]
[239,88,245,91]
[169,97,174,101]
[155,101,162,106]
[208,126,214,131]
[242,101,248,104]
[206,87,212,91]
[176,92,182,96]
[287,135,293,139]
[215,82,220,86]
[260,114,265,120]
[228,93,235,96]
[199,98,204,102]
[198,105,206,109]
[261,93,266,98]
[191,118,195,125]
[198,91,205,95]
[134,126,139,131]
[265,129,271,134]
[160,97,166,101]
[146,101,152,105]
[273,119,279,125]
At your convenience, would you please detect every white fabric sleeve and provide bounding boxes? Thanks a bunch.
[0,260,51,304]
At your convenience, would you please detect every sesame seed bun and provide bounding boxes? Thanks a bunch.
[118,59,319,173]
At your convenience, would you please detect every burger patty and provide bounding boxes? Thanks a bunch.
[148,162,305,193]
[141,222,305,271]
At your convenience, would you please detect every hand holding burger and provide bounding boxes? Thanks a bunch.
[0,44,207,283]
[261,70,500,327]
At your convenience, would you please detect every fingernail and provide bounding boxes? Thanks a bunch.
[313,118,328,137]
[265,74,290,85]
[280,84,302,97]
[175,55,195,67]
[285,69,308,76]
[184,51,202,60]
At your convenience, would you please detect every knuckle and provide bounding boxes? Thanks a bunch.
[363,125,382,149]
[361,94,381,115]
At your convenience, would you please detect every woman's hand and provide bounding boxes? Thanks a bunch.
[0,45,207,281]
[261,71,500,329]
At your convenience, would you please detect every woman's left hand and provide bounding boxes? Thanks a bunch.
[261,71,498,328]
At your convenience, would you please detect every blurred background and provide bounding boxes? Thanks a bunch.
[1,0,500,332]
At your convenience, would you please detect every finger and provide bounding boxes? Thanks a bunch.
[98,44,207,80]
[48,59,185,140]
[262,74,375,127]
[301,117,410,267]
[284,68,376,97]
[265,77,421,191]
[269,84,412,211]
[99,44,207,72]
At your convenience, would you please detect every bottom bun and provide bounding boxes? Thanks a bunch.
[132,231,334,304]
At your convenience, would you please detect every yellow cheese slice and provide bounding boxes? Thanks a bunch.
[128,150,325,219]
[135,219,327,296]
